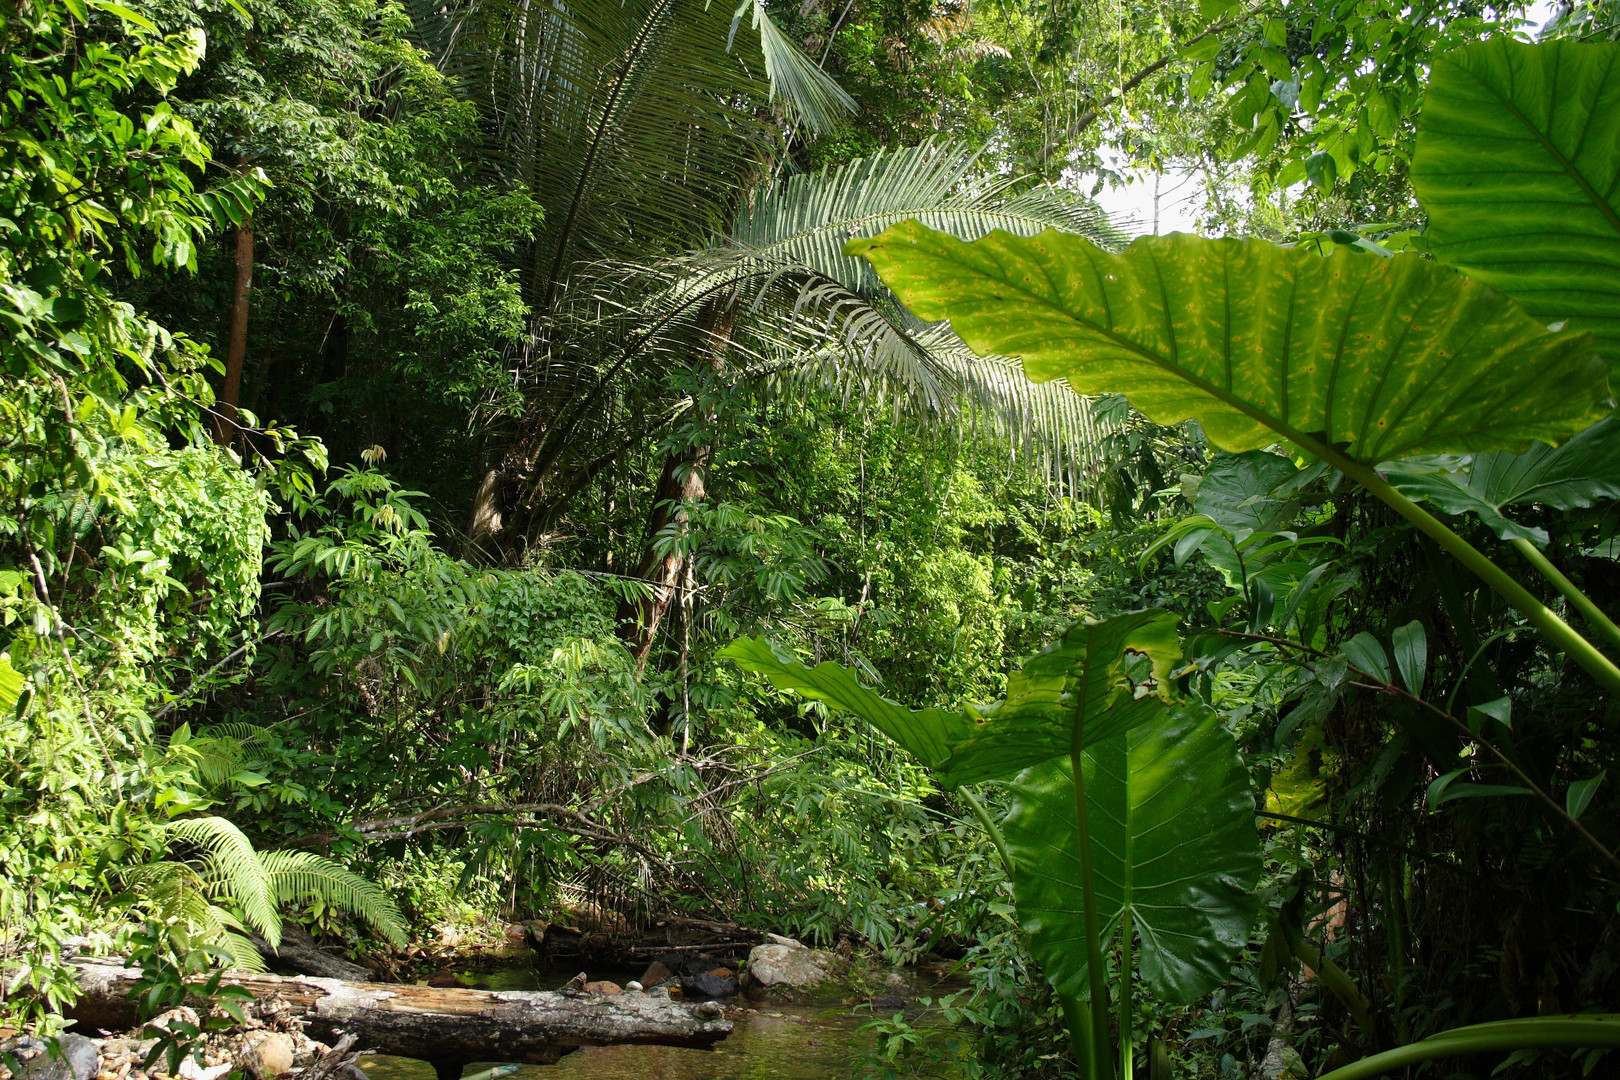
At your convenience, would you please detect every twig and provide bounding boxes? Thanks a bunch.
[1217,629,1620,874]
[154,629,284,719]
[1036,2,1269,164]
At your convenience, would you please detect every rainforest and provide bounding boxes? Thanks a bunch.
[4,0,1620,1078]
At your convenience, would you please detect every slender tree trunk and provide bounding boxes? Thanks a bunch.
[617,447,709,664]
[215,218,254,446]
[616,305,733,663]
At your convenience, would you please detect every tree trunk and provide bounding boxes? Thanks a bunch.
[215,219,254,446]
[61,959,730,1076]
[615,304,733,662]
[617,447,708,664]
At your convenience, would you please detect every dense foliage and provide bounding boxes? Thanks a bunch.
[4,0,1620,1078]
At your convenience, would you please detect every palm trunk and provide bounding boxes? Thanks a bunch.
[214,218,254,446]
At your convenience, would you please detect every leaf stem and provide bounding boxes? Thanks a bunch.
[1118,908,1134,1080]
[1313,1016,1620,1080]
[1070,734,1116,1080]
[1333,455,1620,696]
[1509,537,1620,656]
[958,786,1015,875]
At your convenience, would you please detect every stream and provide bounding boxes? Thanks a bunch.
[355,963,963,1080]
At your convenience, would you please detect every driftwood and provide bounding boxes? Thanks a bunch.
[63,960,730,1079]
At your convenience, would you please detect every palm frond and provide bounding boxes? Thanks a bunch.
[452,0,779,309]
[259,850,409,948]
[726,139,1124,295]
[729,0,856,134]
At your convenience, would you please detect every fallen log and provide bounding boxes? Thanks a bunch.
[62,961,730,1079]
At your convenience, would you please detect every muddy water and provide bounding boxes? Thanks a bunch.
[356,965,958,1080]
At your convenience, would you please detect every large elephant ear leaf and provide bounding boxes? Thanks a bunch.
[1002,705,1263,1003]
[940,611,1180,787]
[1381,415,1620,545]
[844,223,1609,462]
[720,637,975,771]
[1412,40,1620,373]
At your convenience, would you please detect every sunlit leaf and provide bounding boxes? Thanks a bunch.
[844,223,1609,462]
[1413,40,1620,372]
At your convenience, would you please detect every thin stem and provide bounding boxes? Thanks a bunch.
[1070,735,1116,1080]
[1348,678,1620,874]
[958,786,1015,876]
[1216,629,1620,873]
[1510,537,1620,655]
[1334,457,1620,696]
[1118,908,1134,1080]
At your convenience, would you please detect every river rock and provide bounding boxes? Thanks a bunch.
[239,1032,294,1080]
[583,981,622,996]
[680,972,738,999]
[638,960,673,987]
[2,1034,99,1080]
[739,940,835,998]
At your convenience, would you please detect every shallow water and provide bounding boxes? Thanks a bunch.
[356,964,953,1080]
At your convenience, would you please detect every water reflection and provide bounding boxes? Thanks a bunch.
[358,1002,880,1080]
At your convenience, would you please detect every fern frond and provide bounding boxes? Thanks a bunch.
[260,850,409,948]
[222,930,268,972]
[165,817,280,948]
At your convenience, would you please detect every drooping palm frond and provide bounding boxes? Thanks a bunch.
[729,0,857,135]
[260,850,409,948]
[726,139,1122,290]
[121,861,269,971]
[584,142,1129,492]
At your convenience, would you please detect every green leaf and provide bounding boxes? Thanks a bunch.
[1467,694,1512,732]
[1392,619,1427,694]
[1306,151,1337,192]
[1191,451,1300,541]
[1001,705,1263,1002]
[1567,772,1605,820]
[843,223,1608,464]
[1426,767,1533,807]
[720,637,976,771]
[1380,415,1620,545]
[1412,40,1620,372]
[940,612,1181,786]
[1342,632,1390,683]
[0,653,22,713]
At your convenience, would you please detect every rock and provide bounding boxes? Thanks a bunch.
[867,995,907,1012]
[740,943,832,992]
[582,981,622,996]
[177,1058,231,1080]
[426,969,471,989]
[680,973,738,1000]
[3,1034,99,1080]
[560,972,588,992]
[705,967,734,980]
[147,1008,200,1035]
[625,982,644,992]
[637,961,673,987]
[763,934,803,949]
[238,1033,294,1080]
[884,973,906,990]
